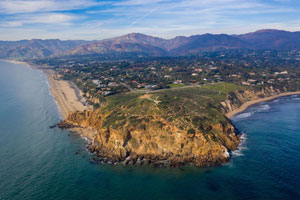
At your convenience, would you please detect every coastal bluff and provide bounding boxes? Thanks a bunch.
[59,83,300,167]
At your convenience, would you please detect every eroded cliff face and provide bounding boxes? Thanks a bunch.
[58,84,253,167]
[220,86,281,113]
[63,110,239,167]
[58,82,294,167]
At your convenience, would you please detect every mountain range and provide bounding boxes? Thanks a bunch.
[1,29,299,59]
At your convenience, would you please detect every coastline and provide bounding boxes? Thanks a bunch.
[0,59,33,68]
[0,59,91,119]
[226,91,300,119]
[43,69,91,119]
[42,69,98,141]
[5,59,300,161]
[2,59,98,141]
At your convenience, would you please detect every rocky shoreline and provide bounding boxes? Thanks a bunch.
[52,79,299,168]
[58,106,240,168]
[58,119,240,168]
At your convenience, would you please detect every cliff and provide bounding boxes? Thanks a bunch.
[59,83,283,167]
[221,86,282,114]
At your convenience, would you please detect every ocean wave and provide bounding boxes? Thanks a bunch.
[81,135,91,142]
[234,104,271,121]
[256,104,270,112]
[231,133,247,158]
[234,112,253,120]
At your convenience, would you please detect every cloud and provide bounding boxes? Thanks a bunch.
[115,0,169,6]
[1,13,79,27]
[0,0,299,40]
[0,0,103,14]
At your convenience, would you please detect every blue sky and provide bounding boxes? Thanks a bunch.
[0,0,299,40]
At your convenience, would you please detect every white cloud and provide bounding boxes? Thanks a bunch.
[0,0,299,40]
[1,13,79,27]
[0,0,103,14]
[115,0,169,6]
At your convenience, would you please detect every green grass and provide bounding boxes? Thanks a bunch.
[167,83,185,88]
[97,82,245,132]
[202,82,245,94]
[136,88,147,91]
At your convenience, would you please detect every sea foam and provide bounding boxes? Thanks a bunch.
[256,104,270,112]
[234,112,253,119]
[231,133,247,158]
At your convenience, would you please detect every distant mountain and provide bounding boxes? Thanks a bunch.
[169,34,251,55]
[70,29,300,57]
[70,33,167,57]
[235,29,300,51]
[1,29,300,59]
[0,39,91,59]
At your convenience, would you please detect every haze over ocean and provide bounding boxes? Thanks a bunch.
[0,61,300,200]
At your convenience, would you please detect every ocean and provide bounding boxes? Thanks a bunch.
[0,61,300,200]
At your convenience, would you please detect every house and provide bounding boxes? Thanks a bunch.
[274,71,288,75]
[242,81,250,86]
[92,80,101,86]
[195,68,203,72]
[145,85,158,89]
[108,82,118,87]
[247,79,257,85]
[173,80,182,84]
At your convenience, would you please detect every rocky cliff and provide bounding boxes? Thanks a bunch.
[220,86,282,113]
[62,110,239,167]
[58,83,247,167]
[59,84,284,167]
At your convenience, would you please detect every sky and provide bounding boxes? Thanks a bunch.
[0,0,299,41]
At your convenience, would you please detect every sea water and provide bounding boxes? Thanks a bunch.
[0,61,300,200]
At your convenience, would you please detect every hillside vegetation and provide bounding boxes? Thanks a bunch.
[62,83,245,167]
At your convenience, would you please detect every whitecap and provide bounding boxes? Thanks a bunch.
[256,104,270,112]
[230,133,247,158]
[234,112,253,119]
[81,135,90,142]
[231,150,244,157]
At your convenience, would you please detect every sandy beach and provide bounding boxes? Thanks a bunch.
[0,59,33,68]
[44,69,91,119]
[43,69,98,141]
[226,91,300,119]
[1,59,91,119]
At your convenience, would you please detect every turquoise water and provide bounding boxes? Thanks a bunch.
[0,61,300,200]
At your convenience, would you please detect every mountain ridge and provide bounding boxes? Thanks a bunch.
[1,29,299,59]
[68,29,300,56]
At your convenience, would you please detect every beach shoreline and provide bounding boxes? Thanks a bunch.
[42,69,91,119]
[0,59,90,119]
[42,68,97,141]
[226,91,300,119]
[0,59,33,68]
[3,59,97,141]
